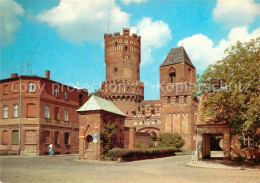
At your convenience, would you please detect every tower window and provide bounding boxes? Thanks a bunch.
[114,67,118,72]
[188,68,191,82]
[169,67,176,84]
[79,94,83,107]
[125,46,128,50]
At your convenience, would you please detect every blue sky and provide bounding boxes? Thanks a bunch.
[1,0,260,100]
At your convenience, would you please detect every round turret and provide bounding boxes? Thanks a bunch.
[104,28,141,81]
[102,28,144,115]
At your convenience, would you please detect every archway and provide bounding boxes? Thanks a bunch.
[86,135,93,151]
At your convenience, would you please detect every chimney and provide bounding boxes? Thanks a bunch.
[11,73,18,78]
[45,70,50,79]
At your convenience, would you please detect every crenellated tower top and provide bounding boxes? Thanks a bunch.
[104,28,141,81]
[102,28,144,115]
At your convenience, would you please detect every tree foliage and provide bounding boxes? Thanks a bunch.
[157,133,185,149]
[88,89,102,98]
[100,122,118,155]
[197,37,260,136]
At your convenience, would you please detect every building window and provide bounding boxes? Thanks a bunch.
[43,131,50,144]
[175,96,179,103]
[64,109,69,122]
[13,104,19,118]
[2,131,8,145]
[3,106,8,119]
[240,134,258,148]
[167,96,171,104]
[64,91,68,99]
[114,67,118,72]
[55,107,60,121]
[244,135,254,148]
[28,82,36,93]
[169,67,176,83]
[54,131,60,145]
[64,132,70,145]
[4,85,8,95]
[188,68,191,82]
[54,88,59,97]
[44,106,50,119]
[79,94,83,107]
[27,103,36,118]
[12,130,19,145]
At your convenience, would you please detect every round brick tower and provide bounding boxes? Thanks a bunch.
[101,28,144,115]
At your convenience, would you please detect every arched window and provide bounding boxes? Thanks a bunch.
[28,82,35,92]
[3,106,8,119]
[13,104,19,118]
[169,67,176,83]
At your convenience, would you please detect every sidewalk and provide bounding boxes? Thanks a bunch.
[186,160,259,171]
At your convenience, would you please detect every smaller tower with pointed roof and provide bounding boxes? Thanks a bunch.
[160,46,196,98]
[159,46,197,150]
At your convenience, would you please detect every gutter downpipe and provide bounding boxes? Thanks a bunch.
[19,77,22,155]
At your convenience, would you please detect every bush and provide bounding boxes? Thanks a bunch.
[134,142,144,149]
[100,122,118,155]
[107,147,178,161]
[157,133,185,149]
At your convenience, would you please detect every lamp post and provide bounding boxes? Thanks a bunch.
[19,77,22,155]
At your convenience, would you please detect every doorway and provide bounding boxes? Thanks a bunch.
[202,134,224,159]
[210,135,224,158]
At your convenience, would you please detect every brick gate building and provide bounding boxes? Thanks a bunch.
[101,28,197,150]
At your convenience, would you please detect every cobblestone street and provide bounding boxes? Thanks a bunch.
[1,155,259,183]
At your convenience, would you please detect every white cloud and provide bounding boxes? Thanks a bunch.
[36,0,130,43]
[177,27,260,72]
[0,0,24,46]
[35,1,171,65]
[131,17,172,65]
[213,0,260,27]
[121,0,147,5]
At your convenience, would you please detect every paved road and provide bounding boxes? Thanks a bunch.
[0,155,259,183]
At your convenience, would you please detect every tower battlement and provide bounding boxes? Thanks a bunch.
[104,28,141,66]
[102,28,144,114]
[101,80,144,99]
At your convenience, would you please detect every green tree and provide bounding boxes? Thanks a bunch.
[197,38,260,137]
[88,89,102,98]
[150,134,158,148]
[100,122,118,155]
[157,133,185,149]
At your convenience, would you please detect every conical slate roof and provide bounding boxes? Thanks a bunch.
[160,46,195,68]
[77,95,126,117]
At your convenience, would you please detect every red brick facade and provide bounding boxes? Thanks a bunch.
[102,29,197,150]
[0,71,88,155]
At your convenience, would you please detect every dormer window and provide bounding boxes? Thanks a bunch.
[28,82,36,93]
[54,88,59,97]
[169,67,176,84]
[64,91,68,99]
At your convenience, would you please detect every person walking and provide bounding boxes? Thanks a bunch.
[48,143,53,156]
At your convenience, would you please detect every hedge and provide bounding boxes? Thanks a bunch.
[107,147,179,161]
